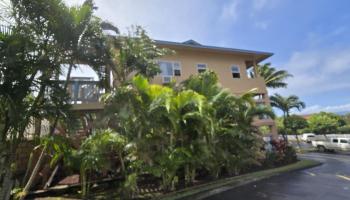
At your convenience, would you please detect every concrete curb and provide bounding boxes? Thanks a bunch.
[157,160,322,200]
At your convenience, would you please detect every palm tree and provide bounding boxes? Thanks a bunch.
[270,93,305,140]
[18,0,114,198]
[254,63,292,89]
[182,70,275,176]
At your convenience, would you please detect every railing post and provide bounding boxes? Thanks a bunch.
[73,81,79,104]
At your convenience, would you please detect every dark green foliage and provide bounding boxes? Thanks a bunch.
[0,0,114,198]
[100,71,277,193]
[284,115,308,135]
[338,125,350,134]
[254,63,292,89]
[265,139,297,167]
[108,26,172,85]
[270,94,305,117]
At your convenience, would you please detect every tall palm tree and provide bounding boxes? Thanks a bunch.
[270,94,305,118]
[254,63,293,89]
[270,93,305,140]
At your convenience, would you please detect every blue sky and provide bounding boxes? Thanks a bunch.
[66,0,350,114]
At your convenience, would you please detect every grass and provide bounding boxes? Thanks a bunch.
[157,159,321,200]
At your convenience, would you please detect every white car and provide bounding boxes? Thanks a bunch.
[312,137,350,152]
[301,133,315,143]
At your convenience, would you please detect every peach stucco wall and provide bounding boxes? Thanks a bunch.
[152,47,268,95]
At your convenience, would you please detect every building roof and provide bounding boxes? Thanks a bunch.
[155,39,273,63]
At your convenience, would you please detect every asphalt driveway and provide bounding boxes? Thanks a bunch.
[204,153,350,200]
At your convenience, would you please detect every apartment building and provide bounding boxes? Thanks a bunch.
[153,39,276,135]
[67,39,277,135]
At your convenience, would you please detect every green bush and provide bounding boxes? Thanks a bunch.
[338,125,350,134]
[265,139,297,167]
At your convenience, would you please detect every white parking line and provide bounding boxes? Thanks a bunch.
[336,175,350,181]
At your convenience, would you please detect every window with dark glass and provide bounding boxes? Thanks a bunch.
[197,64,207,73]
[231,66,240,78]
[173,62,181,76]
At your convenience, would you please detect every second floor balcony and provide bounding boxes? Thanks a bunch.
[66,78,105,111]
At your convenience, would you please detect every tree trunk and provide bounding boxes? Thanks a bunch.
[118,152,125,175]
[19,145,47,200]
[282,113,289,143]
[44,164,59,189]
[0,165,14,200]
[295,134,301,150]
[22,150,34,186]
[0,141,17,200]
[34,118,42,139]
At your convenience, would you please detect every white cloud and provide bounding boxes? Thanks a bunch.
[64,0,227,42]
[277,48,350,96]
[296,103,350,115]
[220,0,240,22]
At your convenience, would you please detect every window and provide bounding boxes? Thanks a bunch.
[340,139,348,144]
[173,62,181,76]
[231,65,240,78]
[158,61,181,77]
[259,114,270,120]
[253,94,265,101]
[332,139,338,143]
[197,63,207,73]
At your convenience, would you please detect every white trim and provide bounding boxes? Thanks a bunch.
[196,63,207,73]
[162,76,172,83]
[231,65,240,73]
[158,60,182,76]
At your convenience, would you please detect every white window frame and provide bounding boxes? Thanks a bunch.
[231,65,240,78]
[197,63,207,73]
[157,60,182,83]
[173,62,181,76]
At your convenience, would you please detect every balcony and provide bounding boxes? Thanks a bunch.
[66,79,105,111]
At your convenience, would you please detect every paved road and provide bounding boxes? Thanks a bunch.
[204,153,350,200]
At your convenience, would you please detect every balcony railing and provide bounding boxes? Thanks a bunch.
[67,80,104,104]
[0,25,12,35]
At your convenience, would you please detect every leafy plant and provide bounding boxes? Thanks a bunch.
[78,129,129,197]
[308,112,341,135]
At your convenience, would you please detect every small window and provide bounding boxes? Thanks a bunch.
[332,139,338,143]
[340,139,348,144]
[253,94,265,100]
[259,114,269,120]
[197,64,207,73]
[231,66,240,78]
[173,62,181,76]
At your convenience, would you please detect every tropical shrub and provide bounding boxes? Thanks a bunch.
[78,129,129,197]
[267,139,297,166]
[99,72,276,193]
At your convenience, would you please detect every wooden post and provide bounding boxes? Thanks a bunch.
[253,57,259,78]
